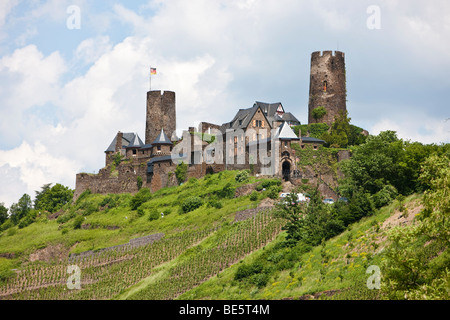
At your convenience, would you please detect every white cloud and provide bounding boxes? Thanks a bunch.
[1,0,449,208]
[369,115,450,145]
[0,142,80,207]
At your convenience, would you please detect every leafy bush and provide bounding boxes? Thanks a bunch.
[234,262,264,281]
[371,184,398,208]
[235,170,249,183]
[266,185,282,200]
[148,209,160,221]
[260,179,281,189]
[73,216,84,229]
[311,106,327,121]
[56,211,76,224]
[136,176,143,190]
[207,198,223,209]
[180,196,203,214]
[250,191,259,201]
[130,188,152,210]
[136,206,145,217]
[216,183,235,199]
[175,162,188,185]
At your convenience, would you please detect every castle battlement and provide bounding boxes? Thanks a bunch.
[311,50,345,60]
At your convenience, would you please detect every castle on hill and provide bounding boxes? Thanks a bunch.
[74,50,348,199]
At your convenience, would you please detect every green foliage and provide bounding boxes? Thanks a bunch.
[216,182,235,199]
[311,106,327,121]
[293,123,329,139]
[9,194,32,225]
[113,152,122,166]
[207,198,223,209]
[0,203,8,225]
[175,162,188,185]
[371,184,398,209]
[180,196,203,214]
[381,153,450,299]
[148,209,160,221]
[73,216,84,229]
[266,185,282,200]
[235,170,249,183]
[130,188,152,210]
[76,189,91,205]
[34,183,73,213]
[136,176,143,190]
[18,210,37,229]
[249,191,259,201]
[56,211,75,224]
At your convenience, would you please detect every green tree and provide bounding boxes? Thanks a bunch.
[9,194,32,225]
[34,183,73,213]
[0,203,8,225]
[321,110,350,148]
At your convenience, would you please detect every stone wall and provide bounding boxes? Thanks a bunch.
[74,159,149,200]
[145,90,176,144]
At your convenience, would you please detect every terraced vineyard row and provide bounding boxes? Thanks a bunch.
[0,229,213,300]
[0,209,282,300]
[128,210,283,299]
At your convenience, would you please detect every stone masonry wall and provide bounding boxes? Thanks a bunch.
[308,51,346,125]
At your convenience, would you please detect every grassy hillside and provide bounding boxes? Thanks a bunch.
[0,170,285,299]
[0,159,448,300]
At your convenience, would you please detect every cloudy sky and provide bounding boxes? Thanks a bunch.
[0,0,449,207]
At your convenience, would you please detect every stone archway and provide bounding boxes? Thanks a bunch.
[282,160,291,181]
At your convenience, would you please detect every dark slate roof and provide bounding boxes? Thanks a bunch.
[105,132,142,152]
[301,137,326,143]
[152,128,173,145]
[140,144,153,149]
[274,112,300,124]
[125,133,144,148]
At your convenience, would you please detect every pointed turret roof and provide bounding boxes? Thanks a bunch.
[152,128,173,145]
[276,121,300,140]
[126,133,144,148]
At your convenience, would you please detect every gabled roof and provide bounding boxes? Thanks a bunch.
[105,132,143,152]
[276,121,300,140]
[152,128,173,145]
[220,104,272,133]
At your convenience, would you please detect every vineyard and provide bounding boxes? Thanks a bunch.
[0,209,283,300]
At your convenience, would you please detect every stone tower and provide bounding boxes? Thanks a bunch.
[308,51,346,125]
[145,90,176,145]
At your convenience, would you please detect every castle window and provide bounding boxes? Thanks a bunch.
[133,149,137,155]
[234,136,238,144]
[157,145,161,151]
[323,81,327,92]
[239,120,242,126]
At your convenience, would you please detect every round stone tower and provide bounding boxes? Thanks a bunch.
[307,51,347,125]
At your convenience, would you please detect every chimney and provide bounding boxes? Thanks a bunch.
[115,131,123,152]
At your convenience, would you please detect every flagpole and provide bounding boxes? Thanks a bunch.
[150,66,152,91]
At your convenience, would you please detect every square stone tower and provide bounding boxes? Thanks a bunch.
[145,90,176,145]
[308,51,347,125]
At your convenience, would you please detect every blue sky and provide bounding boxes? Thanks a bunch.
[0,0,449,207]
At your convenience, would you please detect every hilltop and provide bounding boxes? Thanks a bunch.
[0,131,449,300]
